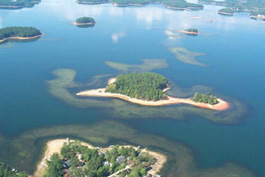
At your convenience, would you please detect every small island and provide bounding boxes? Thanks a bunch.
[218,8,235,16]
[0,0,40,9]
[74,17,96,27]
[179,28,199,35]
[0,27,42,44]
[76,72,229,111]
[35,139,166,177]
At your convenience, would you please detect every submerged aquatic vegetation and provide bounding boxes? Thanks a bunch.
[46,68,246,124]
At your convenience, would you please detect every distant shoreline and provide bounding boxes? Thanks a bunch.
[76,77,230,111]
[73,21,96,26]
[0,34,42,44]
[34,139,167,177]
[178,30,199,35]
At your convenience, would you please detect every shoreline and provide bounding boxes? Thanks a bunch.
[218,11,234,16]
[77,77,230,111]
[0,34,42,44]
[73,21,96,26]
[34,139,167,177]
[178,30,199,35]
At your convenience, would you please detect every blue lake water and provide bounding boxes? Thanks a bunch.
[0,0,265,176]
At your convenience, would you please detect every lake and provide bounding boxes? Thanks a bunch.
[0,0,265,176]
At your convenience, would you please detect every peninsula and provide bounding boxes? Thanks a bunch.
[0,27,42,44]
[74,17,96,26]
[35,138,166,177]
[76,72,229,111]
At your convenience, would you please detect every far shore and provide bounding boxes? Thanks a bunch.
[0,34,42,44]
[34,139,167,177]
[73,21,96,26]
[76,78,230,111]
[178,30,199,35]
[218,11,234,16]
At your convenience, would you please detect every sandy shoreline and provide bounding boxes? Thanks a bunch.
[34,139,166,177]
[218,11,234,16]
[178,30,199,35]
[73,21,95,26]
[0,34,42,44]
[77,77,229,111]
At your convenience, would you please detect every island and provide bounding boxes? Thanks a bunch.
[74,17,96,27]
[179,28,199,35]
[77,0,203,10]
[0,0,40,9]
[0,162,27,177]
[218,8,235,16]
[0,27,42,44]
[76,72,229,111]
[35,138,166,177]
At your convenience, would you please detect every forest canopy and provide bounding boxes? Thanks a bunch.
[106,72,168,101]
[191,92,218,105]
[0,163,27,177]
[0,27,41,41]
[76,17,95,24]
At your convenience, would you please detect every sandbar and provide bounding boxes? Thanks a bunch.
[178,30,199,35]
[76,77,229,111]
[73,21,95,26]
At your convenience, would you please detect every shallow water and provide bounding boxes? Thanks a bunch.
[0,0,265,176]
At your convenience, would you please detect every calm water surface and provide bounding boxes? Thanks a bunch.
[0,0,265,176]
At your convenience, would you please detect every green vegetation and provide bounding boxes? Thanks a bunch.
[105,59,168,72]
[0,163,27,177]
[0,0,40,9]
[218,8,235,15]
[191,92,218,105]
[44,141,155,177]
[185,28,198,32]
[199,0,265,17]
[106,72,168,101]
[76,17,95,24]
[0,27,41,41]
[77,0,203,9]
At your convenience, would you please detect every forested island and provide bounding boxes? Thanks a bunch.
[218,8,235,16]
[0,163,27,177]
[37,139,166,177]
[0,0,40,9]
[106,72,168,101]
[179,28,199,35]
[77,0,203,10]
[199,0,265,19]
[0,27,42,44]
[74,17,96,26]
[77,72,229,110]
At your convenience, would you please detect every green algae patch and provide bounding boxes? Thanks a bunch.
[169,47,208,67]
[46,68,246,124]
[105,59,168,72]
[0,121,254,176]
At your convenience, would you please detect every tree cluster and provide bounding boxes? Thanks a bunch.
[0,0,40,8]
[191,92,218,105]
[106,72,168,101]
[76,17,95,24]
[0,163,27,177]
[185,28,198,33]
[0,27,41,40]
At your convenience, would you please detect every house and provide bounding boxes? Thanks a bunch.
[116,156,125,163]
